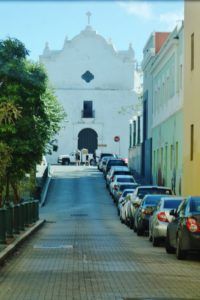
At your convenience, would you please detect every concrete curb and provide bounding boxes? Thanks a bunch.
[0,219,45,265]
[40,176,51,207]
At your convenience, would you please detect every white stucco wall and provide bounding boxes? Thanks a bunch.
[40,26,138,163]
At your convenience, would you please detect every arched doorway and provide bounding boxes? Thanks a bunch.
[78,128,98,153]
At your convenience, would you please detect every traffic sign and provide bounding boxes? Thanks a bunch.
[114,136,120,142]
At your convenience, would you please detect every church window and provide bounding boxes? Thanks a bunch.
[81,70,94,83]
[82,101,94,118]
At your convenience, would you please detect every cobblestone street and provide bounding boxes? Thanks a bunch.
[0,166,200,300]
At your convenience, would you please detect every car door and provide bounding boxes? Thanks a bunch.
[169,200,187,247]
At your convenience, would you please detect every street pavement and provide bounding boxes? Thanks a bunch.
[0,166,200,300]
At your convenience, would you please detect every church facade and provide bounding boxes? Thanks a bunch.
[40,22,139,163]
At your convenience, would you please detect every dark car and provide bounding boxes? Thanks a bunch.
[135,195,165,236]
[105,159,126,175]
[165,196,200,259]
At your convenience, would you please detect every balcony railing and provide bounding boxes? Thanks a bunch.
[81,110,95,118]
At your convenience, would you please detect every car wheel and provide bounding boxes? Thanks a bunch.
[152,234,160,247]
[149,230,152,242]
[165,232,175,254]
[133,222,137,233]
[176,235,187,260]
[137,226,143,236]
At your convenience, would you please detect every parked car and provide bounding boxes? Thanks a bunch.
[129,186,173,229]
[165,196,200,259]
[113,183,139,204]
[104,159,127,176]
[149,197,184,246]
[109,175,135,196]
[106,166,130,188]
[119,192,134,224]
[98,153,115,170]
[134,194,170,236]
[100,156,113,173]
[117,189,135,216]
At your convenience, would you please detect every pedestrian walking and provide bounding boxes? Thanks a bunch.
[75,151,80,166]
[93,151,96,164]
[85,154,89,166]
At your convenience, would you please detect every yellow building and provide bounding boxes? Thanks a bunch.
[183,1,200,195]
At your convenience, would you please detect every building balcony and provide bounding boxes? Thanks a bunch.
[81,110,95,119]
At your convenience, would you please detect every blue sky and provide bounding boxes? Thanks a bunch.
[0,1,184,63]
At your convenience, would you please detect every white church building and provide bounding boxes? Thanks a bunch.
[40,14,139,163]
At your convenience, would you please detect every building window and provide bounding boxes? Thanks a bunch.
[190,124,194,161]
[137,116,141,144]
[170,145,173,170]
[191,33,194,71]
[165,145,168,181]
[81,70,94,83]
[129,123,132,148]
[161,147,163,172]
[82,101,94,118]
[133,120,136,146]
[176,142,178,169]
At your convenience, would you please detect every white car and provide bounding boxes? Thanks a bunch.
[149,196,184,246]
[118,189,135,218]
[109,175,135,196]
[106,166,130,187]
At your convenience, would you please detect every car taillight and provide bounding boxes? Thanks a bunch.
[186,218,200,233]
[157,212,169,223]
[142,209,150,215]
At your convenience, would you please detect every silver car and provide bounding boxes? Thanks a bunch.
[149,197,184,246]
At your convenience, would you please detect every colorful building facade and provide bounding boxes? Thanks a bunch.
[152,24,184,195]
[183,1,200,195]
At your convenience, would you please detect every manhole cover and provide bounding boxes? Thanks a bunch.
[33,244,73,249]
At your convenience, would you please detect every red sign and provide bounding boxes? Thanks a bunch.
[114,136,120,142]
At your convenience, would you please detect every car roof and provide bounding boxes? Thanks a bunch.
[160,197,184,201]
[111,166,129,171]
[136,185,172,190]
[115,175,133,178]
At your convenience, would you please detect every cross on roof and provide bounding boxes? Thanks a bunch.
[86,11,92,25]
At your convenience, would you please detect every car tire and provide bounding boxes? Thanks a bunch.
[176,235,187,260]
[152,234,160,247]
[137,226,143,236]
[165,232,175,254]
[149,230,152,242]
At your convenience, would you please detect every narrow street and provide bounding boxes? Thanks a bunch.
[0,166,200,300]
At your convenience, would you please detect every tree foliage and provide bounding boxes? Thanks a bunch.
[0,38,65,204]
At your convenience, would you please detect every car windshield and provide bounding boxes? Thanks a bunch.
[114,171,131,176]
[117,178,134,183]
[120,184,136,191]
[109,160,125,166]
[144,198,161,206]
[122,191,132,197]
[138,188,172,199]
[164,200,182,209]
[190,198,200,212]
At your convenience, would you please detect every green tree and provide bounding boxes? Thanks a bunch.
[0,38,65,204]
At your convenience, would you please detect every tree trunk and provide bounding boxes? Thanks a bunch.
[11,182,20,204]
[5,173,10,203]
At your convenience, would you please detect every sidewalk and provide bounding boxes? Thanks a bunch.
[0,219,45,265]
